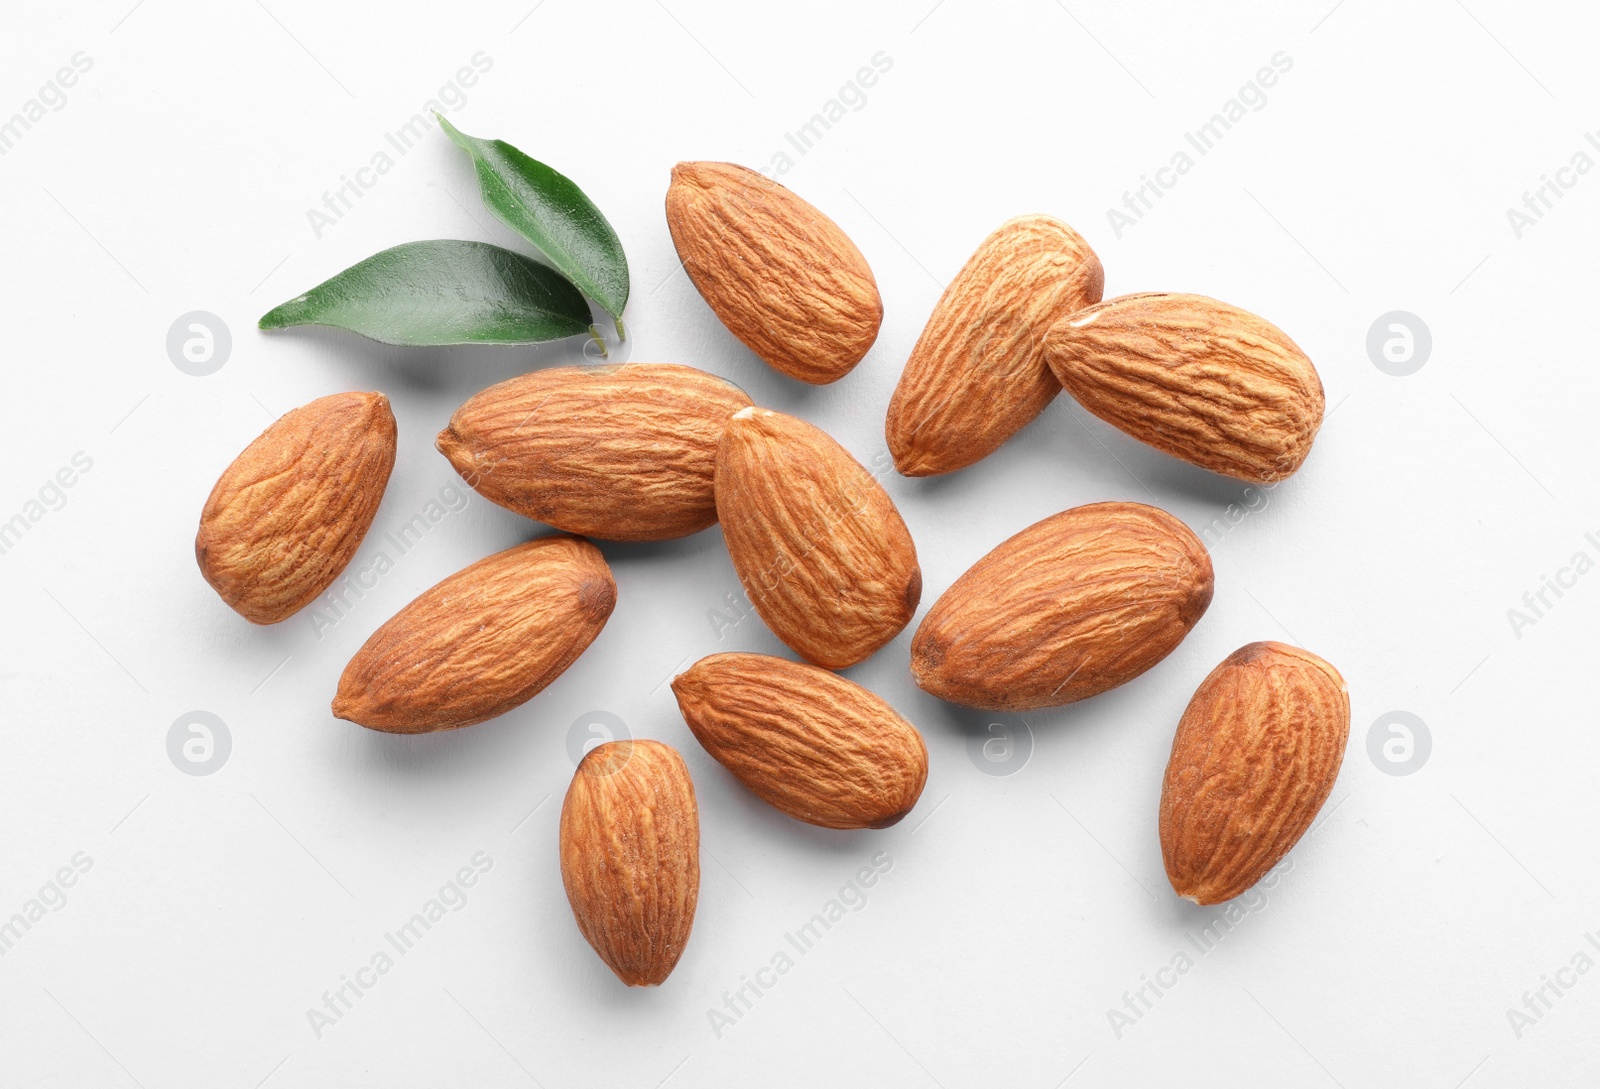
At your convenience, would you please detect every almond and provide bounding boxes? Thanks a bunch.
[671,653,927,829]
[911,502,1212,711]
[665,161,882,384]
[196,391,396,624]
[560,740,699,986]
[332,536,615,733]
[436,363,752,541]
[887,215,1103,476]
[1045,293,1325,483]
[715,407,919,669]
[1159,642,1349,905]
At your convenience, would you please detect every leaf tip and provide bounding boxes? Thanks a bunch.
[436,112,466,144]
[258,296,307,331]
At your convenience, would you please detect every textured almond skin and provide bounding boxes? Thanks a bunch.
[911,502,1212,711]
[666,161,882,384]
[715,408,920,669]
[1159,642,1349,905]
[436,363,752,541]
[887,215,1104,476]
[560,740,699,986]
[196,391,396,624]
[1045,293,1325,483]
[332,536,615,733]
[672,653,927,830]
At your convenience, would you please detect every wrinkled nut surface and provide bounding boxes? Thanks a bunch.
[715,407,920,669]
[665,161,882,384]
[1045,293,1325,483]
[436,363,752,541]
[560,740,700,986]
[196,391,396,624]
[887,214,1104,476]
[1159,642,1349,905]
[911,502,1213,711]
[332,536,615,733]
[672,653,928,830]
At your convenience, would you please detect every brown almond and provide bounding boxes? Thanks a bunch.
[715,407,920,669]
[1159,642,1349,905]
[1045,293,1325,483]
[560,740,699,986]
[436,363,752,541]
[665,161,882,384]
[672,653,927,830]
[911,502,1212,711]
[887,215,1104,476]
[332,536,615,733]
[196,391,396,624]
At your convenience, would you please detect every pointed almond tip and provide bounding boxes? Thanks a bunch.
[668,665,699,703]
[866,805,914,830]
[433,423,473,469]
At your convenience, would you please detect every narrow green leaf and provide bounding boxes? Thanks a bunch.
[258,240,592,346]
[438,115,630,326]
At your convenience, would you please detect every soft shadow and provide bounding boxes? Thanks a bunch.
[345,702,542,781]
[594,526,727,571]
[259,325,588,397]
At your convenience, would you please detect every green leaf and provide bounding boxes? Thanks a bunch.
[438,115,629,327]
[258,240,594,346]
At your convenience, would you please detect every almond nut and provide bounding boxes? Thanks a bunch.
[332,536,615,732]
[666,161,882,384]
[911,502,1212,711]
[196,391,396,624]
[672,652,927,830]
[560,740,699,986]
[436,363,752,541]
[715,407,919,669]
[887,215,1103,476]
[1159,641,1349,905]
[1045,293,1325,483]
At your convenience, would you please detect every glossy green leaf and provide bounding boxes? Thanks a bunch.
[258,240,593,346]
[438,115,629,327]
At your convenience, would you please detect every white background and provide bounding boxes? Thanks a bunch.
[2,0,1596,1085]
